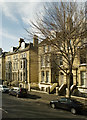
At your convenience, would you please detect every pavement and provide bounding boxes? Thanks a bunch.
[28,89,87,109]
[28,90,60,104]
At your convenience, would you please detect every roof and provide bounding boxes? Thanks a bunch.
[39,38,51,47]
[5,42,34,56]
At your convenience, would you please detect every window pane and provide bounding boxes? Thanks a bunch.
[24,61,26,69]
[48,46,51,52]
[60,55,63,65]
[21,61,22,68]
[41,71,44,82]
[81,71,86,85]
[41,56,45,67]
[20,72,22,81]
[43,46,47,53]
[45,56,50,67]
[80,53,86,64]
[46,71,49,83]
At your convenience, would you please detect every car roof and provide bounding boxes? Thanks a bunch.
[59,97,80,102]
[0,85,7,87]
[0,85,5,87]
[19,87,27,89]
[12,87,19,89]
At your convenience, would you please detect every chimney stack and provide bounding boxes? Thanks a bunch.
[19,38,24,46]
[0,48,2,55]
[33,35,38,47]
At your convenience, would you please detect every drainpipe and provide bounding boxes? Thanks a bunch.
[28,51,31,91]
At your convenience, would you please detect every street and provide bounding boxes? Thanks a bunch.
[1,93,87,120]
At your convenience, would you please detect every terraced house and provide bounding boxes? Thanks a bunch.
[4,35,38,90]
[57,40,87,96]
[38,39,59,93]
[38,41,87,95]
[57,17,87,96]
[38,16,87,96]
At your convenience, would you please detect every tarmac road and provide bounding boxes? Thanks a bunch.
[1,93,87,120]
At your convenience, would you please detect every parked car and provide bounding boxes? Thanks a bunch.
[50,97,84,114]
[0,85,9,93]
[9,87,28,98]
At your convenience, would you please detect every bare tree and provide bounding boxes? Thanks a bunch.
[26,1,87,97]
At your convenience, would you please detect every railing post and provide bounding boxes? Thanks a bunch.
[56,87,59,95]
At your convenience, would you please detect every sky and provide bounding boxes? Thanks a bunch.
[0,0,86,52]
[0,1,46,52]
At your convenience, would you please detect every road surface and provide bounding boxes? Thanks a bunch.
[1,93,87,120]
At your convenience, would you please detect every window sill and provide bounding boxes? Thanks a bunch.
[77,86,87,89]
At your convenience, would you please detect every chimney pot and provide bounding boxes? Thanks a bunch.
[19,38,24,46]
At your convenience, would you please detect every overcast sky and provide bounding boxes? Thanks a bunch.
[0,0,86,52]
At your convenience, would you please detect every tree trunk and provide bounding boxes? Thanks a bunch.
[67,74,71,98]
[67,66,73,98]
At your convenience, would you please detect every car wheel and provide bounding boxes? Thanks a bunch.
[51,103,55,109]
[71,108,76,114]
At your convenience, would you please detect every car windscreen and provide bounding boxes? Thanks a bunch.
[59,98,67,102]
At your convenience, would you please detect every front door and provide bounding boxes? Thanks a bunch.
[60,72,64,85]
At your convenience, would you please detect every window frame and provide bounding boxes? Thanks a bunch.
[81,71,86,86]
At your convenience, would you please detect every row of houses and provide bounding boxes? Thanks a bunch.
[0,36,38,91]
[0,34,87,96]
[0,15,87,96]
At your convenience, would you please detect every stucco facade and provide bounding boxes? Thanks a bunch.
[38,40,59,92]
[58,43,87,95]
[38,31,87,94]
